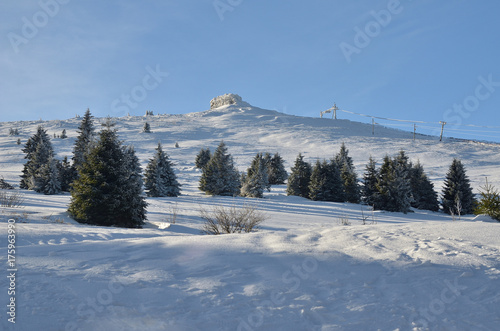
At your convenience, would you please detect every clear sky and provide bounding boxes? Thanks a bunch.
[1,1,500,142]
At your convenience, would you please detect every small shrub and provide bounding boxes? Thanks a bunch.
[0,190,25,208]
[338,214,351,226]
[0,177,14,190]
[474,178,500,221]
[200,204,266,235]
[165,203,178,224]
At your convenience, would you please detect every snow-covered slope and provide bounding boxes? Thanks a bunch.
[0,102,499,330]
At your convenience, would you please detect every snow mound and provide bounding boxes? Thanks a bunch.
[210,93,251,109]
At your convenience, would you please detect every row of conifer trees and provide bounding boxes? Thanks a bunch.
[195,141,477,216]
[19,110,182,227]
[17,110,489,227]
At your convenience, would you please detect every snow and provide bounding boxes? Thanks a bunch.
[0,102,499,330]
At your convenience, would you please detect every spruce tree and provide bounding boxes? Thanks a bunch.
[122,146,148,225]
[308,160,344,202]
[195,148,211,169]
[374,155,395,211]
[144,143,181,197]
[373,152,414,213]
[362,156,378,206]
[58,156,77,192]
[199,141,240,196]
[60,129,67,139]
[474,178,500,221]
[309,160,328,201]
[442,159,476,215]
[287,153,312,198]
[143,122,151,133]
[68,125,147,228]
[20,126,57,192]
[38,156,61,195]
[335,142,360,203]
[391,150,413,213]
[240,153,269,198]
[267,152,288,185]
[409,161,439,211]
[72,109,95,171]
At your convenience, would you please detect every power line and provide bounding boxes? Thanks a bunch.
[337,109,500,129]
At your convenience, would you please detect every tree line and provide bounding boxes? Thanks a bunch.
[16,110,499,228]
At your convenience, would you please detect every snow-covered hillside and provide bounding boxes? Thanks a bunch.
[0,100,499,330]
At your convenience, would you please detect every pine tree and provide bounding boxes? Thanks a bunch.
[335,143,360,203]
[240,153,269,198]
[309,160,328,201]
[37,156,61,195]
[20,126,55,191]
[390,150,413,213]
[199,141,240,196]
[60,129,67,139]
[72,109,95,171]
[143,122,151,133]
[373,153,412,213]
[68,126,147,228]
[287,153,312,198]
[362,156,378,206]
[58,156,77,192]
[409,161,439,211]
[195,148,211,169]
[374,155,395,211]
[474,178,500,221]
[122,146,148,225]
[267,152,288,185]
[144,143,181,197]
[442,159,476,215]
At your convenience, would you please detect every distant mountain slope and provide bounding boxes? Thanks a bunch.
[1,103,499,192]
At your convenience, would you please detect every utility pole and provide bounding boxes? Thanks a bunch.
[413,123,416,141]
[332,103,338,120]
[372,118,375,135]
[439,121,446,141]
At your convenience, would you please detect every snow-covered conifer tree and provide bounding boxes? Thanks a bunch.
[69,125,147,228]
[409,161,439,211]
[122,146,148,224]
[309,160,345,202]
[144,143,181,197]
[335,142,360,203]
[240,153,269,198]
[37,156,61,195]
[20,126,55,191]
[442,159,476,215]
[474,178,500,221]
[374,152,413,213]
[287,153,312,198]
[362,156,378,206]
[143,122,151,133]
[267,152,288,185]
[391,150,413,213]
[58,156,77,192]
[195,148,212,169]
[199,141,240,196]
[72,109,95,171]
[309,160,327,201]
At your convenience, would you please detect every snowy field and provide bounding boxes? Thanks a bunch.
[0,103,499,330]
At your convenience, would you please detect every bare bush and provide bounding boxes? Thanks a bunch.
[165,203,178,224]
[0,190,25,208]
[200,204,266,235]
[338,214,351,226]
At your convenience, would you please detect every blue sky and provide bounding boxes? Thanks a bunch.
[1,0,500,142]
